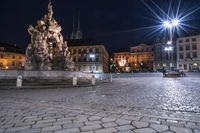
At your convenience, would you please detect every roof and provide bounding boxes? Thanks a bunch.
[0,42,25,54]
[67,39,103,47]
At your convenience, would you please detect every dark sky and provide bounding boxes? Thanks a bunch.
[1,0,200,53]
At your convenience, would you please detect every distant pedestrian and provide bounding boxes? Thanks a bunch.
[163,67,166,77]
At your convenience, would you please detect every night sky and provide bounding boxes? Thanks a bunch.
[1,0,200,53]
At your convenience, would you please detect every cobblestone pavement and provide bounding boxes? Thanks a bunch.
[0,76,200,132]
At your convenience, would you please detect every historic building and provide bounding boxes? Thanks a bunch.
[154,38,177,71]
[0,42,25,70]
[68,39,109,73]
[177,35,200,71]
[113,52,131,72]
[130,44,154,72]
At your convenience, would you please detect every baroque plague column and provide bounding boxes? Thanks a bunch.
[25,1,74,71]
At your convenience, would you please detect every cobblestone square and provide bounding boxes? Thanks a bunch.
[0,73,200,133]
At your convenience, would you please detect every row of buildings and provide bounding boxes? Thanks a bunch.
[0,39,109,73]
[114,35,200,72]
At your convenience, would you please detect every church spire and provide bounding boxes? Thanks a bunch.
[75,15,82,39]
[70,16,76,39]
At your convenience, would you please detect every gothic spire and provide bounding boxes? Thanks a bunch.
[70,16,76,39]
[75,15,82,39]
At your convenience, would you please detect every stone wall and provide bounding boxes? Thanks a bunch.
[0,70,93,79]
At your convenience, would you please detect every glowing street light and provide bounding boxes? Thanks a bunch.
[167,41,172,45]
[172,19,180,27]
[163,21,172,29]
[164,46,173,51]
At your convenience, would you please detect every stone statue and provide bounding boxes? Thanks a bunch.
[25,0,74,71]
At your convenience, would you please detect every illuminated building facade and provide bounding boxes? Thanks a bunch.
[177,35,200,71]
[68,39,109,73]
[130,44,154,72]
[114,52,131,72]
[0,43,25,70]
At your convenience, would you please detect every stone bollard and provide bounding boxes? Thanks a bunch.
[109,74,113,83]
[91,75,95,85]
[73,76,77,86]
[16,75,22,87]
[100,75,103,80]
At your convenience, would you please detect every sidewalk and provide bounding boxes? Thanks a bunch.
[0,98,200,133]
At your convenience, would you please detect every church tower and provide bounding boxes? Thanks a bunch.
[70,16,76,39]
[75,16,82,39]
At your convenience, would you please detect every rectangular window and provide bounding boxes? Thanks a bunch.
[193,52,198,58]
[19,56,22,59]
[192,38,196,42]
[0,54,3,58]
[179,53,184,59]
[192,44,197,50]
[12,61,15,66]
[179,40,183,43]
[96,65,98,71]
[179,64,182,68]
[185,39,190,42]
[12,55,15,59]
[186,45,190,50]
[186,53,191,58]
[179,45,183,51]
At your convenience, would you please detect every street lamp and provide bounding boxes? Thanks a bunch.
[162,19,180,70]
[89,54,95,73]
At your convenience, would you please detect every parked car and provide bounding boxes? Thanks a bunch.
[163,69,186,77]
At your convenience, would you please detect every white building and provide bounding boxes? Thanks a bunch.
[177,35,200,71]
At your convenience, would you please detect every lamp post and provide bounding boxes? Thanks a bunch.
[163,19,180,70]
[89,54,95,73]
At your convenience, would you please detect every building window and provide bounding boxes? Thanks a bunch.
[96,48,99,53]
[0,62,3,67]
[12,55,15,59]
[186,45,190,50]
[192,44,197,50]
[73,58,76,62]
[192,38,196,42]
[89,48,93,53]
[179,40,183,43]
[185,39,190,42]
[78,49,81,54]
[179,64,182,68]
[19,56,22,59]
[0,54,3,58]
[12,61,15,66]
[78,58,81,62]
[186,53,191,58]
[84,49,87,53]
[193,52,198,58]
[96,65,98,71]
[179,45,183,51]
[179,53,184,59]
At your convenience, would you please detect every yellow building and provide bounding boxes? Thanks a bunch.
[130,44,154,72]
[68,39,109,73]
[114,52,131,72]
[0,43,26,70]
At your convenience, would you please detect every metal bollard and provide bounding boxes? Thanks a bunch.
[91,75,95,85]
[73,76,77,86]
[109,74,112,83]
[16,75,22,87]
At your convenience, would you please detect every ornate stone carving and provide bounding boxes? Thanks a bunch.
[25,0,74,71]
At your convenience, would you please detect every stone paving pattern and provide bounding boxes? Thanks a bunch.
[0,76,200,133]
